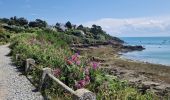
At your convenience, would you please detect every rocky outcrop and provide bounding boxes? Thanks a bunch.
[120,45,145,52]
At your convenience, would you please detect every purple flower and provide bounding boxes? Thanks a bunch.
[91,62,99,70]
[76,60,81,65]
[78,80,86,87]
[75,82,81,89]
[84,67,89,75]
[75,53,79,57]
[85,76,90,83]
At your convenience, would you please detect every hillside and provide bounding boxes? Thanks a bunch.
[0,16,163,100]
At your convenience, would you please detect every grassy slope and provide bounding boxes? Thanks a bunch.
[0,24,161,99]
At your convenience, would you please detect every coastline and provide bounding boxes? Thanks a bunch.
[120,54,170,67]
[120,37,170,66]
[76,45,170,96]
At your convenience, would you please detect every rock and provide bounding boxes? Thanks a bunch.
[143,81,160,87]
[138,84,151,94]
[121,45,145,52]
[91,57,105,62]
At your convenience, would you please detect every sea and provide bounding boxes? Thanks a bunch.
[120,37,170,66]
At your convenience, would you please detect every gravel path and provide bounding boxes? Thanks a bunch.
[0,44,43,100]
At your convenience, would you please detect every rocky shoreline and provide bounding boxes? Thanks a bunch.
[74,44,170,98]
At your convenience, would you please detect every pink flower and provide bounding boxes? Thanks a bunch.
[78,80,86,87]
[53,68,61,77]
[84,67,89,75]
[91,62,99,70]
[71,55,77,61]
[76,60,81,65]
[75,82,81,89]
[66,60,73,65]
[71,53,79,62]
[85,76,90,83]
[75,80,86,89]
[75,53,79,57]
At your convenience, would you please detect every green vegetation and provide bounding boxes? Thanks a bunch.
[0,16,160,100]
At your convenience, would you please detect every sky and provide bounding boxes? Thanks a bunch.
[0,0,170,37]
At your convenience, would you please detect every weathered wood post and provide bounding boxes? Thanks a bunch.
[15,54,20,60]
[73,88,96,100]
[39,68,52,91]
[25,58,35,73]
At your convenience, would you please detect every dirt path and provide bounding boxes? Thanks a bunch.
[0,44,43,100]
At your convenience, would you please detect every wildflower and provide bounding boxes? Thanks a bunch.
[84,67,89,75]
[75,82,81,89]
[71,54,78,62]
[76,60,81,65]
[75,53,79,57]
[53,68,61,77]
[78,80,86,87]
[91,62,99,70]
[66,60,73,65]
[71,55,77,62]
[85,76,90,83]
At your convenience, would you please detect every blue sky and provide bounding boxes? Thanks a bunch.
[1,0,170,37]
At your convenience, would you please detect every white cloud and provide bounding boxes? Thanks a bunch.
[84,16,170,37]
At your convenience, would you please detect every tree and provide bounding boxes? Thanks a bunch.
[77,24,84,30]
[17,17,28,26]
[90,24,105,39]
[8,20,15,25]
[90,24,103,35]
[35,19,47,28]
[0,18,9,23]
[55,23,63,31]
[65,21,72,29]
[28,21,38,27]
[55,23,61,28]
[29,19,47,28]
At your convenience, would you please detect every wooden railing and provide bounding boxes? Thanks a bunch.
[16,55,96,100]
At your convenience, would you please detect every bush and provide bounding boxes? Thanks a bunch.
[0,32,10,44]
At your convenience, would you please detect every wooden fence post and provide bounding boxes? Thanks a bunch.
[39,68,52,91]
[25,58,35,73]
[15,54,20,60]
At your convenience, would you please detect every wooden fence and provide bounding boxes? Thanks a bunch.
[16,54,96,100]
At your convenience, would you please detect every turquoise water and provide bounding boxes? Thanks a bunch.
[120,37,170,66]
